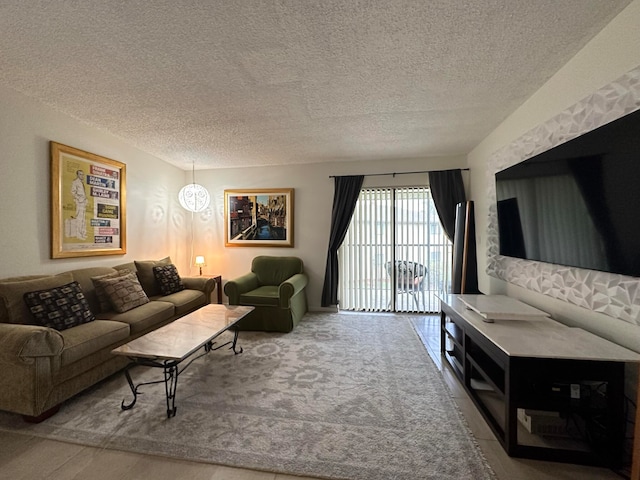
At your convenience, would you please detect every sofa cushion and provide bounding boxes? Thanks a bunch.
[152,289,206,316]
[69,267,119,313]
[0,273,74,325]
[134,257,172,297]
[59,320,130,367]
[96,300,175,335]
[153,264,185,295]
[240,286,280,307]
[113,261,136,273]
[93,272,149,313]
[91,269,133,312]
[23,281,95,331]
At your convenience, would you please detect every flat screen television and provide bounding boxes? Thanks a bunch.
[495,107,640,278]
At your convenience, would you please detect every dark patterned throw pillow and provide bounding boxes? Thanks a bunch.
[23,281,95,331]
[153,264,185,295]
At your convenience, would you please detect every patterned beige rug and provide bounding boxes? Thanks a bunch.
[0,312,495,479]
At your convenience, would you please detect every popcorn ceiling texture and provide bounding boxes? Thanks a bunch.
[0,0,631,169]
[486,66,640,326]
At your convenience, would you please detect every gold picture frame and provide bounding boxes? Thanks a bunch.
[224,188,294,247]
[50,142,127,258]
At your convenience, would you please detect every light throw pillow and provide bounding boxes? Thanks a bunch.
[93,272,149,313]
[23,281,95,331]
[91,268,132,312]
[152,264,185,295]
[0,272,74,324]
[134,256,172,297]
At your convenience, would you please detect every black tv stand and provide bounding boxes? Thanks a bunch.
[439,294,640,467]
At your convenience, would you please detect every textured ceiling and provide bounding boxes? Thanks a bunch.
[0,1,631,170]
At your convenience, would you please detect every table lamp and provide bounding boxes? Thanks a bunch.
[195,256,206,276]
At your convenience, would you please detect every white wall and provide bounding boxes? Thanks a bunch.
[192,155,467,311]
[0,84,193,278]
[467,0,640,353]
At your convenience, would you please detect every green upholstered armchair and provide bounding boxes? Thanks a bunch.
[224,256,308,332]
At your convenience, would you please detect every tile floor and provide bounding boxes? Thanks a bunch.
[0,314,630,480]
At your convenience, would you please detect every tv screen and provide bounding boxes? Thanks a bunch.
[495,108,640,278]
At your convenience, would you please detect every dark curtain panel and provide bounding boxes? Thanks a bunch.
[321,175,365,307]
[428,169,466,242]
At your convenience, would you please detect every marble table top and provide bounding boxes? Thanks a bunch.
[457,294,550,321]
[111,304,254,361]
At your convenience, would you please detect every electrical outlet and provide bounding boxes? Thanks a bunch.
[570,384,580,399]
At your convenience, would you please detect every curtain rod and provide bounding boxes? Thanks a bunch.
[328,168,469,179]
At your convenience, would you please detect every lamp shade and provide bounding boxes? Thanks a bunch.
[178,183,210,212]
[195,255,206,266]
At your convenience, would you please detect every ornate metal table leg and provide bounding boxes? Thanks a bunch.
[230,329,243,354]
[164,362,179,418]
[119,323,243,417]
[121,365,139,410]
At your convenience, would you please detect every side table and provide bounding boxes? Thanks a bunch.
[209,275,222,304]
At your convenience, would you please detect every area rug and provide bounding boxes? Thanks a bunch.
[0,312,495,480]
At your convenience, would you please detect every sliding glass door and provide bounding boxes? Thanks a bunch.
[338,187,452,313]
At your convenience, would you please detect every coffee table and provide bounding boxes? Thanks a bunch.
[111,304,254,418]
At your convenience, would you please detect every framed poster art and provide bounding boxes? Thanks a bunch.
[50,142,126,258]
[224,188,294,247]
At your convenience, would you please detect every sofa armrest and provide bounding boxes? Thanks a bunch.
[182,276,216,301]
[224,273,259,304]
[0,323,64,364]
[279,273,309,307]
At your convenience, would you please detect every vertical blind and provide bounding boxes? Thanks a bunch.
[338,187,452,313]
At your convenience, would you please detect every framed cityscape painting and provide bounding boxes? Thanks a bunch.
[224,188,294,247]
[50,142,127,258]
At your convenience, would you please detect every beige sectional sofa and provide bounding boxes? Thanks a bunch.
[0,258,215,421]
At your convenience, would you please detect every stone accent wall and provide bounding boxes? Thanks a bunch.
[485,66,640,326]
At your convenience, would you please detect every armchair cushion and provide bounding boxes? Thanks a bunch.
[240,286,280,307]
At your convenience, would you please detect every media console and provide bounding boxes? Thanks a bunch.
[439,294,640,467]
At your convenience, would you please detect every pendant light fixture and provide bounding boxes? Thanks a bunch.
[178,161,210,213]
